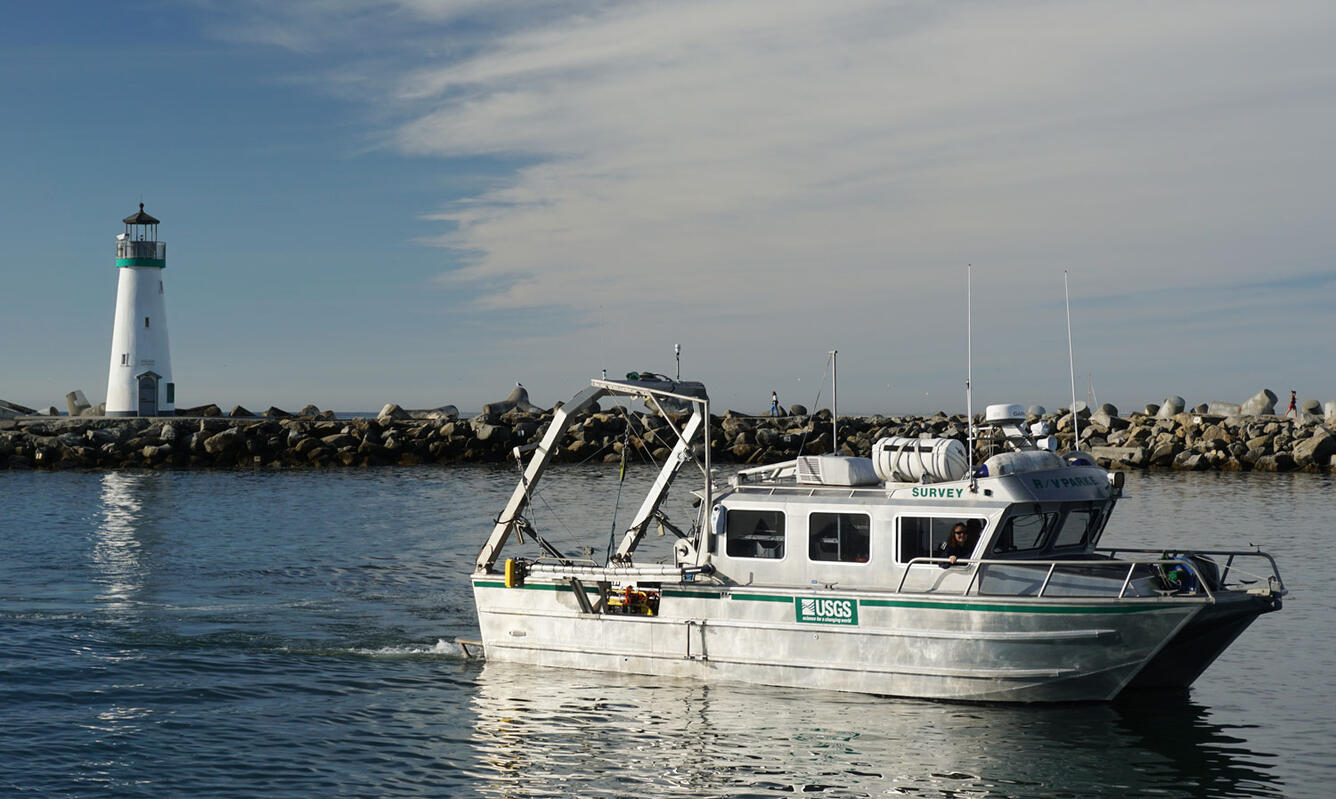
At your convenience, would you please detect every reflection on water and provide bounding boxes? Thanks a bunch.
[93,473,150,609]
[468,662,1283,798]
[0,466,1321,797]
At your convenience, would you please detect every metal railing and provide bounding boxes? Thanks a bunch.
[893,551,1285,600]
[1096,546,1287,595]
[117,240,166,260]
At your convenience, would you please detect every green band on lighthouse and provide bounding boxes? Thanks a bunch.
[116,258,166,267]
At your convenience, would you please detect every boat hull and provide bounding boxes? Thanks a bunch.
[1124,590,1282,690]
[472,577,1205,703]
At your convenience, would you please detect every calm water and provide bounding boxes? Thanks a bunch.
[1,465,1332,797]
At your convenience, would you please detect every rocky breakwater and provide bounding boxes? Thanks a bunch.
[3,386,1334,473]
[1074,393,1336,473]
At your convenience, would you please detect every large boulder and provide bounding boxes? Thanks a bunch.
[1172,450,1207,471]
[1090,409,1130,432]
[179,403,222,417]
[0,399,37,418]
[203,427,244,455]
[1157,396,1186,419]
[320,433,360,450]
[1240,389,1277,416]
[65,390,91,417]
[1148,441,1181,466]
[472,419,512,442]
[1206,401,1242,417]
[481,383,544,418]
[378,403,411,422]
[1301,399,1322,416]
[1292,430,1336,469]
[416,405,459,420]
[1090,445,1146,468]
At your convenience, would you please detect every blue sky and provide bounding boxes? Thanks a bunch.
[3,0,1333,415]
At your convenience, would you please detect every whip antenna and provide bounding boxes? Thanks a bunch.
[967,266,976,490]
[1065,271,1081,452]
[830,349,838,454]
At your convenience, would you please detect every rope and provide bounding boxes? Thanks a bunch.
[796,352,834,456]
[606,413,632,563]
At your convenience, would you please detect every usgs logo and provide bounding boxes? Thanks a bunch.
[795,597,859,625]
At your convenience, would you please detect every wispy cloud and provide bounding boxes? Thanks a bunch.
[201,0,1336,410]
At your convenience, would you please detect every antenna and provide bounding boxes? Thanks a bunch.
[1065,271,1081,452]
[830,349,838,453]
[675,343,681,381]
[967,265,976,490]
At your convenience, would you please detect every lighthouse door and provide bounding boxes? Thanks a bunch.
[137,373,159,417]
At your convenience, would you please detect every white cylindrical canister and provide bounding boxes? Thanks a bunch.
[872,437,969,484]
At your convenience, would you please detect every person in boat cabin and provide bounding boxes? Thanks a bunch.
[937,523,976,567]
[769,391,781,417]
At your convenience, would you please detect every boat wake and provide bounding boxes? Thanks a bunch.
[349,638,465,658]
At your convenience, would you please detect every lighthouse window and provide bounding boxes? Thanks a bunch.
[159,281,163,294]
[145,316,150,328]
[809,512,870,563]
[725,509,786,560]
[120,353,129,366]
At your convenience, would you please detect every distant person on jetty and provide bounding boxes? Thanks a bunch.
[1285,390,1297,418]
[770,391,781,417]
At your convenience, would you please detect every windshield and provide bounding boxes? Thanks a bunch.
[1052,505,1105,550]
[991,512,1057,555]
[990,501,1113,557]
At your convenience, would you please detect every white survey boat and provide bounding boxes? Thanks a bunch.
[470,378,1285,703]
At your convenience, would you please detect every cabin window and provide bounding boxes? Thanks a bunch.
[725,509,786,559]
[898,517,985,563]
[991,512,1058,555]
[166,383,175,404]
[808,512,870,563]
[1052,507,1102,549]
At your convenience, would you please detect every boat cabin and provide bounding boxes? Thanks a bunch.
[708,451,1119,595]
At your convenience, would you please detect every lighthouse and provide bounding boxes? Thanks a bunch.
[105,204,175,417]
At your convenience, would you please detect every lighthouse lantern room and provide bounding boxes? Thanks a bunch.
[106,203,175,417]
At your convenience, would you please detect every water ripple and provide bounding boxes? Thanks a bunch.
[0,467,1326,797]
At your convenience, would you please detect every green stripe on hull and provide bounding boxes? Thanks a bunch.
[479,581,1180,614]
[729,593,794,603]
[116,258,166,267]
[856,598,1167,614]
